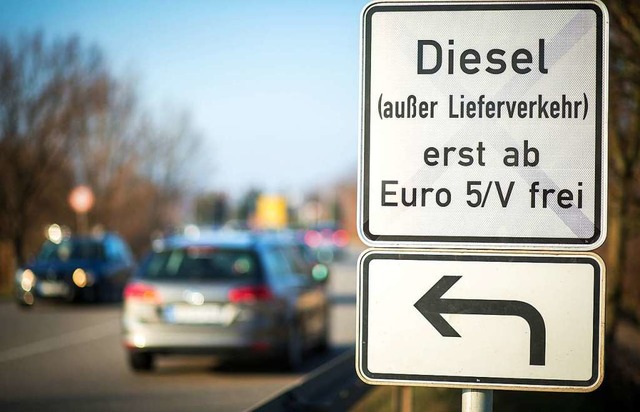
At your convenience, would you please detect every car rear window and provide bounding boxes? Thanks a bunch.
[143,247,260,282]
[38,239,105,262]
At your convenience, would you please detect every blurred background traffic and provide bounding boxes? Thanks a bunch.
[1,1,640,412]
[0,2,365,411]
[0,0,362,286]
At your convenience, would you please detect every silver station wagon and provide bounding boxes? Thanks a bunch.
[122,231,330,372]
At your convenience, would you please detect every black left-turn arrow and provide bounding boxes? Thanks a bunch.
[414,275,546,366]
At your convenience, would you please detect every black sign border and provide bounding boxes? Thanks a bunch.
[360,2,606,247]
[358,251,603,390]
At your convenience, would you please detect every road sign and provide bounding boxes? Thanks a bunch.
[68,185,95,214]
[356,250,605,392]
[358,1,609,250]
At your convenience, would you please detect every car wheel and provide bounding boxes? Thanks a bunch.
[97,284,109,302]
[316,308,330,352]
[128,351,155,372]
[98,284,118,303]
[84,286,99,303]
[283,322,304,371]
[16,295,34,308]
[65,285,79,303]
[316,326,330,353]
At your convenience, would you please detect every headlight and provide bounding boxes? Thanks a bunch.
[72,268,95,288]
[18,269,36,292]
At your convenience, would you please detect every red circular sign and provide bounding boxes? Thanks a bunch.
[69,185,95,213]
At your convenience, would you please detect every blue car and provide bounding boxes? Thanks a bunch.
[15,233,135,306]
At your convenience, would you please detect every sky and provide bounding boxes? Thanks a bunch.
[0,0,366,199]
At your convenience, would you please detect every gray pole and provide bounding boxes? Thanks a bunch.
[76,212,88,235]
[462,389,493,412]
[399,387,412,412]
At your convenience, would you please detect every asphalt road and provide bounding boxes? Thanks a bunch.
[0,250,360,412]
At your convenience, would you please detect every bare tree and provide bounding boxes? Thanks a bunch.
[136,109,205,235]
[0,32,208,264]
[139,109,204,190]
[73,80,205,255]
[0,33,109,264]
[604,1,640,342]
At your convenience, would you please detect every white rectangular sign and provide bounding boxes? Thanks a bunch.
[358,1,608,250]
[356,250,605,391]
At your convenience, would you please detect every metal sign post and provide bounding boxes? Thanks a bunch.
[68,185,95,234]
[462,389,493,412]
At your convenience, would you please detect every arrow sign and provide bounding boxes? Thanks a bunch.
[357,250,605,391]
[414,275,546,366]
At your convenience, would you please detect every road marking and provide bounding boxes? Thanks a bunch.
[0,319,120,363]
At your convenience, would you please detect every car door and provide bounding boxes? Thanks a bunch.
[280,245,328,346]
[104,236,135,294]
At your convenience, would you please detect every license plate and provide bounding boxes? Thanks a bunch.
[164,304,237,325]
[37,281,69,297]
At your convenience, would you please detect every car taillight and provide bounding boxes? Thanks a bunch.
[332,229,349,247]
[228,285,274,303]
[124,282,161,304]
[304,230,322,248]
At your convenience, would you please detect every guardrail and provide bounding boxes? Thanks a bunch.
[249,349,370,411]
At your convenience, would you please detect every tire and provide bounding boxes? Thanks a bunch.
[316,307,330,353]
[64,285,79,303]
[97,284,111,303]
[83,286,99,303]
[316,328,329,353]
[16,297,34,308]
[128,351,155,372]
[283,322,304,372]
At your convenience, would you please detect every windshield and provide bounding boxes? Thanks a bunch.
[143,247,260,282]
[37,239,105,262]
